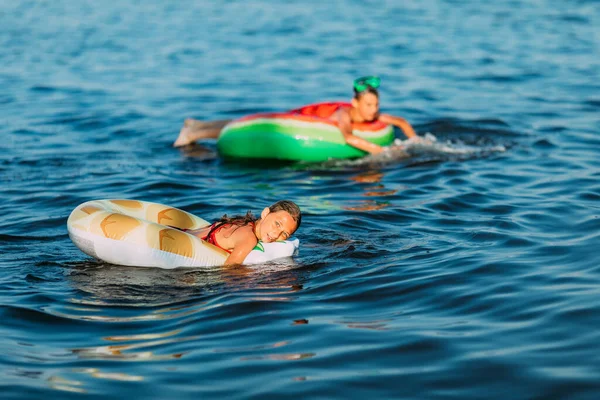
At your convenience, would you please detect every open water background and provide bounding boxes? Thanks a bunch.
[1,1,599,398]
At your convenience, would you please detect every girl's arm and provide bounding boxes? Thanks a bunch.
[336,109,385,155]
[223,225,258,265]
[379,114,417,139]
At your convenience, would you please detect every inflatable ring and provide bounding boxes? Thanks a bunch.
[217,103,394,162]
[67,199,299,268]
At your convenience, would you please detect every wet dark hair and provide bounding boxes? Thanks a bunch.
[353,85,379,100]
[268,200,301,230]
[215,210,256,228]
[210,200,302,238]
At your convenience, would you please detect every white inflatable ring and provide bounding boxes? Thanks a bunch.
[67,199,299,269]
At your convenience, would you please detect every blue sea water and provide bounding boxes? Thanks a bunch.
[1,0,599,398]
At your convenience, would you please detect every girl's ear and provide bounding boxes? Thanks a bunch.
[260,207,270,219]
[351,97,359,108]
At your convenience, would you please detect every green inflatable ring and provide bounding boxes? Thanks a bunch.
[217,105,394,162]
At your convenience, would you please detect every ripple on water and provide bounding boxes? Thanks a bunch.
[2,0,600,398]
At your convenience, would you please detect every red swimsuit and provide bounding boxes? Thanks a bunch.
[290,102,351,119]
[201,221,256,254]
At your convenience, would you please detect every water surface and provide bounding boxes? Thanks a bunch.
[1,1,599,399]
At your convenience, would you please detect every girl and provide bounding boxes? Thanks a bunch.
[173,76,421,153]
[321,76,418,154]
[185,200,301,266]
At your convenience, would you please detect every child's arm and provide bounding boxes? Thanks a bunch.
[223,225,258,265]
[336,109,385,155]
[379,114,417,139]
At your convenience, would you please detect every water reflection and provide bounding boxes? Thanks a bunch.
[53,261,309,391]
[66,261,222,305]
[47,375,87,394]
[219,264,304,301]
[177,143,219,160]
[240,352,315,361]
[344,170,399,212]
[343,202,391,212]
[71,335,190,361]
[340,318,391,331]
[213,339,315,362]
[47,368,144,394]
[67,260,302,306]
[76,368,144,382]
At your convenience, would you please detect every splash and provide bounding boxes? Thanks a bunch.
[314,133,507,169]
[399,132,505,157]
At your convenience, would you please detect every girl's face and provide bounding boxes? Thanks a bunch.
[352,92,380,122]
[256,209,297,242]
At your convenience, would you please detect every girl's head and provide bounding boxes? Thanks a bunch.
[352,76,381,122]
[256,200,301,243]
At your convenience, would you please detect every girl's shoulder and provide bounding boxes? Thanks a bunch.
[219,221,255,238]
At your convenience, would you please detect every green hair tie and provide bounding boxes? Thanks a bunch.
[353,76,381,92]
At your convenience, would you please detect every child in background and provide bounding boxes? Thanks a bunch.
[173,76,421,155]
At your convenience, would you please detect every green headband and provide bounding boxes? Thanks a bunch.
[353,76,380,92]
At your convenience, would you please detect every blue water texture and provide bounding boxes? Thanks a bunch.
[1,1,599,399]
